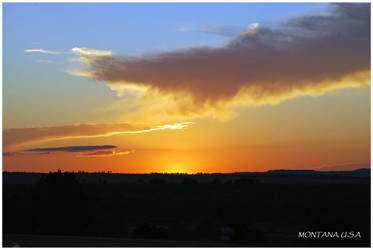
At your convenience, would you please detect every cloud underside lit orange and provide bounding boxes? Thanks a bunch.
[68,4,370,123]
[112,70,370,124]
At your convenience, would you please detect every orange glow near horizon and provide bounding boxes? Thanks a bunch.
[3,138,371,173]
[2,87,370,174]
[164,165,189,174]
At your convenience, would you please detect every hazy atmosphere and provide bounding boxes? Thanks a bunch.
[3,3,370,173]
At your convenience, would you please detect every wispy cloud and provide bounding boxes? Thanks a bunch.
[25,47,112,66]
[26,145,117,152]
[4,145,135,158]
[72,47,112,57]
[66,47,113,68]
[24,49,61,55]
[3,122,193,149]
[77,149,135,158]
[25,47,112,57]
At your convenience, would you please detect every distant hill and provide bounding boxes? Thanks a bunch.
[236,168,370,177]
[321,168,371,177]
[266,169,316,174]
[316,163,370,171]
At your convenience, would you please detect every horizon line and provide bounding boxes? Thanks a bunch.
[2,168,370,175]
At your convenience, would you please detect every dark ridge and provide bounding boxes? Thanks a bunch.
[266,169,316,174]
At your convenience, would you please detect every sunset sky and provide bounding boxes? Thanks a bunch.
[3,3,370,173]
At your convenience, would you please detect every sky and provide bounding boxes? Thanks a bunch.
[3,3,371,173]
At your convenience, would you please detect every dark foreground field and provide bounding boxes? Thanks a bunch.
[3,234,244,247]
[3,169,371,247]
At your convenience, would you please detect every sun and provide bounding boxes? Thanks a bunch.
[166,164,188,174]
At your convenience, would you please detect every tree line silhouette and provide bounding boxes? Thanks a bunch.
[3,170,370,246]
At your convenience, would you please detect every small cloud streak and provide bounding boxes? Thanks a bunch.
[128,122,193,134]
[77,149,135,158]
[72,47,112,57]
[24,49,61,55]
[3,122,193,149]
[4,145,135,158]
[25,145,117,153]
[71,47,112,64]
